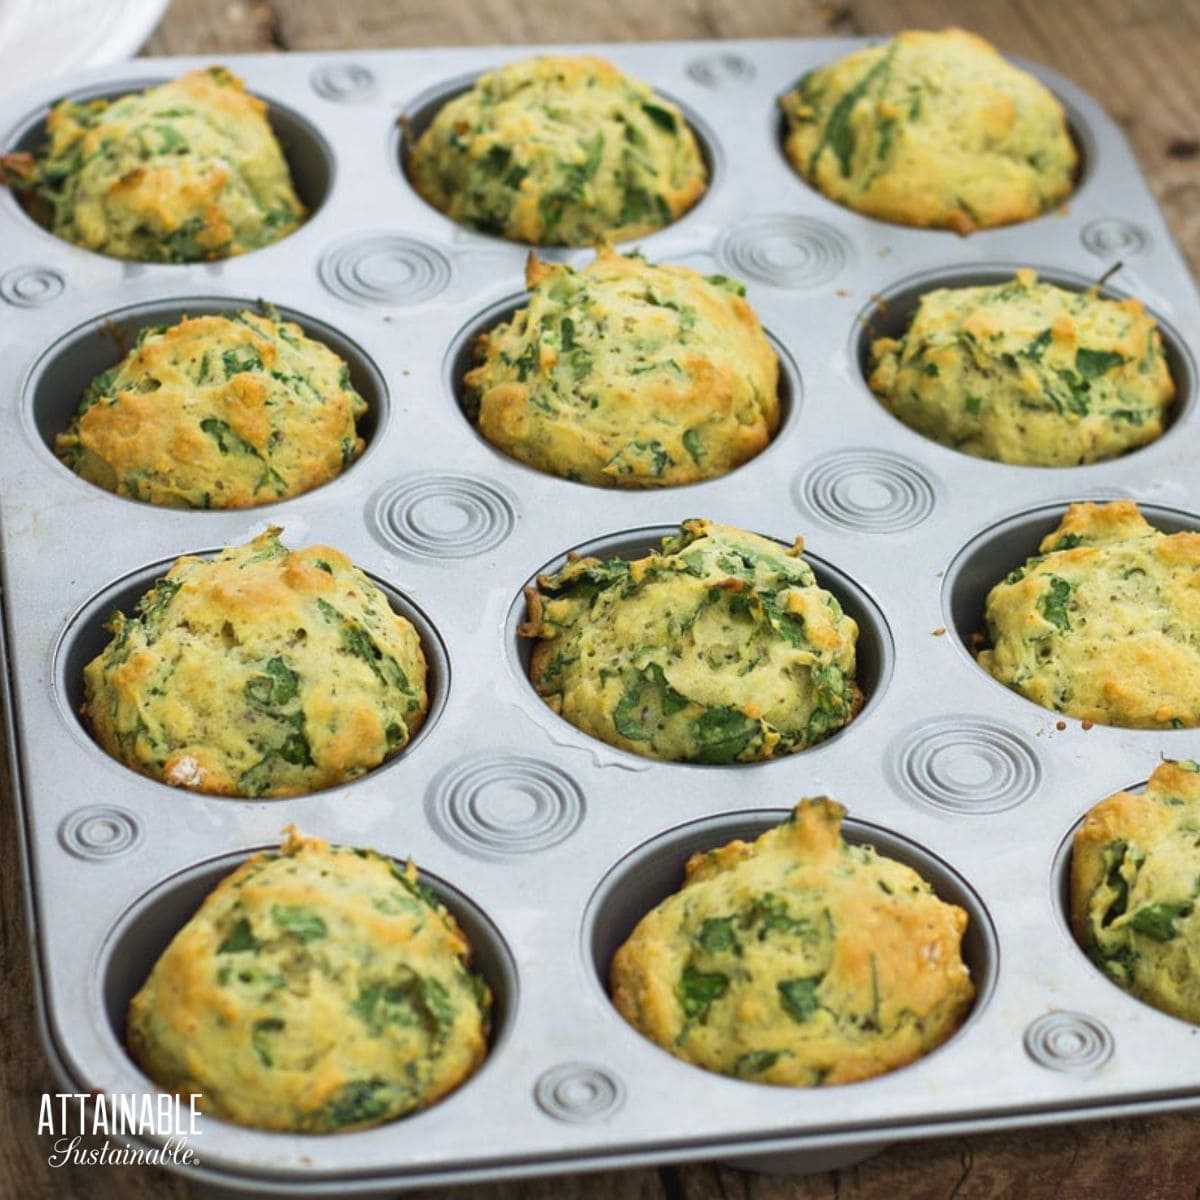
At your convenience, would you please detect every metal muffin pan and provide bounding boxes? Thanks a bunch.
[1,37,1198,1197]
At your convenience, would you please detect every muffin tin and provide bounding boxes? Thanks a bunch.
[1,37,1199,1197]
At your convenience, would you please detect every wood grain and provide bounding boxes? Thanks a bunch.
[4,1,1200,1197]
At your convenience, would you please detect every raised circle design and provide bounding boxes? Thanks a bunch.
[318,233,452,307]
[890,719,1042,814]
[685,52,756,87]
[373,473,517,559]
[311,62,378,102]
[1024,1012,1113,1072]
[534,1063,624,1123]
[797,451,936,533]
[426,752,584,858]
[1081,218,1150,258]
[1,265,66,307]
[717,214,850,289]
[59,806,141,859]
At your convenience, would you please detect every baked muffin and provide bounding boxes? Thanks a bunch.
[1071,760,1200,1024]
[868,271,1175,466]
[978,500,1200,728]
[520,520,860,763]
[464,247,779,486]
[611,798,974,1085]
[83,528,428,797]
[1,67,304,261]
[408,55,706,245]
[128,829,491,1132]
[56,308,367,508]
[780,29,1076,232]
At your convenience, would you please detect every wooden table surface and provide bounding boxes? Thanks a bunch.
[3,1,1200,1197]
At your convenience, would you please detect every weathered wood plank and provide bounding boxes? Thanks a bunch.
[269,0,847,48]
[144,0,279,55]
[673,1114,1200,1200]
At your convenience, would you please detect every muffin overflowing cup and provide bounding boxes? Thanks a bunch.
[463,247,780,487]
[56,306,368,509]
[82,529,429,798]
[779,28,1077,233]
[611,798,975,1087]
[127,829,492,1133]
[520,520,862,763]
[1071,760,1200,1026]
[0,68,306,261]
[866,271,1175,466]
[0,26,1197,1184]
[976,500,1200,730]
[407,55,707,245]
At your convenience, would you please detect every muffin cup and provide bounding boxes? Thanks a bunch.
[2,78,333,260]
[26,295,387,505]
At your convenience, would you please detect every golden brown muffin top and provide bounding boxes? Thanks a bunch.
[780,29,1076,232]
[611,798,975,1086]
[127,828,491,1132]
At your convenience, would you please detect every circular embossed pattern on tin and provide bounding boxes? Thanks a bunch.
[3,77,333,255]
[796,450,936,533]
[0,265,65,307]
[98,847,518,1111]
[584,809,998,1069]
[889,718,1042,814]
[1081,217,1150,258]
[372,473,517,560]
[311,62,378,102]
[59,805,141,859]
[534,1063,625,1122]
[426,752,584,858]
[1023,1012,1113,1071]
[53,552,450,794]
[318,233,452,307]
[717,213,851,289]
[685,52,756,87]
